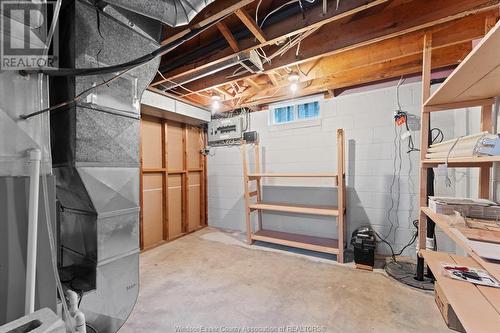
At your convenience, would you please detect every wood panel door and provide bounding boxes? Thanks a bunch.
[140,116,206,250]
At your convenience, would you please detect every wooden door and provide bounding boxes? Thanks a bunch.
[140,116,206,250]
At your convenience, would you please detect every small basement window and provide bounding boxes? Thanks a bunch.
[270,96,321,125]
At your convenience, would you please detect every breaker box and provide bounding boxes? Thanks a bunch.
[208,117,243,143]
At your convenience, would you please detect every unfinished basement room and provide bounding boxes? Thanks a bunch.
[2,0,500,332]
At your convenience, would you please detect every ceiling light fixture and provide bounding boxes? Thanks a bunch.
[288,72,300,93]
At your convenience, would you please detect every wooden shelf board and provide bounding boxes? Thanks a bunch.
[420,250,500,332]
[422,156,500,166]
[248,173,338,178]
[421,207,500,282]
[424,20,500,108]
[249,202,339,216]
[252,229,339,254]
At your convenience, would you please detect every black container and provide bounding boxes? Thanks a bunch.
[351,227,376,267]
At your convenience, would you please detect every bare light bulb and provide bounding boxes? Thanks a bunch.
[211,95,221,112]
[290,82,298,93]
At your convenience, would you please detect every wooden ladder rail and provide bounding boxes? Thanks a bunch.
[254,140,263,231]
[337,129,346,263]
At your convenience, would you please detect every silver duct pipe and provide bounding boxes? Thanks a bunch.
[104,0,215,27]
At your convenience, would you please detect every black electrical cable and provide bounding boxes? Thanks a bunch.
[86,323,98,333]
[430,127,444,144]
[21,13,230,77]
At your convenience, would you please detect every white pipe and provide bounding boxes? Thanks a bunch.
[25,148,41,315]
[74,311,87,333]
[66,290,79,317]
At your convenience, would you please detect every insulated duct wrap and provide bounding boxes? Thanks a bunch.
[50,1,160,332]
[104,0,215,27]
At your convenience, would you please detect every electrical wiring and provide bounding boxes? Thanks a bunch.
[86,323,98,333]
[259,0,300,28]
[255,0,263,25]
[24,13,231,77]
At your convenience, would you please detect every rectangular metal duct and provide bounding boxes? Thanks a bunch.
[159,50,264,91]
[50,1,160,332]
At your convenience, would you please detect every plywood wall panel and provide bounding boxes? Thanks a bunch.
[168,174,183,239]
[167,121,184,171]
[141,119,163,169]
[142,173,163,248]
[188,172,201,231]
[187,126,201,169]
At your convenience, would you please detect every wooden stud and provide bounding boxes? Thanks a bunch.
[182,124,188,233]
[419,32,432,251]
[216,21,240,52]
[234,8,267,43]
[162,121,169,241]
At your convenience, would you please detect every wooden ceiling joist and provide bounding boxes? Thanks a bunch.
[158,0,499,95]
[153,0,390,86]
[216,21,240,52]
[232,43,473,109]
[181,10,494,107]
[234,8,267,43]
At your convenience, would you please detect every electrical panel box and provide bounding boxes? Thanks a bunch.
[208,117,243,143]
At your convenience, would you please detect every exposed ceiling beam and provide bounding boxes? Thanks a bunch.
[267,72,279,86]
[245,77,261,89]
[234,8,267,43]
[227,43,472,109]
[182,8,494,106]
[152,0,390,86]
[164,0,500,94]
[160,0,255,46]
[216,21,240,52]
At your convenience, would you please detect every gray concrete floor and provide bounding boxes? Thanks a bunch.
[120,228,451,333]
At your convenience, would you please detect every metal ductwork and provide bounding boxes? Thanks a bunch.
[158,49,264,91]
[104,0,215,27]
[50,1,160,332]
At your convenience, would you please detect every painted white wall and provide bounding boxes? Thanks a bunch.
[207,81,482,256]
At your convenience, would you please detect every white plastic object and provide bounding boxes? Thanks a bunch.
[66,290,79,317]
[25,148,41,315]
[74,311,87,333]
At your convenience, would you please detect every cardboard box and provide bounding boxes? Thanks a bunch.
[434,282,465,333]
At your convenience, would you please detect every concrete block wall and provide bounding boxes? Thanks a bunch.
[207,81,482,256]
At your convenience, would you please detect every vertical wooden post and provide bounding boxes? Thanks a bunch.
[479,104,493,199]
[478,17,496,200]
[337,129,345,263]
[419,32,432,251]
[162,121,169,240]
[242,143,253,244]
[254,141,263,231]
[182,125,189,233]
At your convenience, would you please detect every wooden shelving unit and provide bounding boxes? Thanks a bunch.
[418,18,500,332]
[420,250,500,332]
[242,129,346,263]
